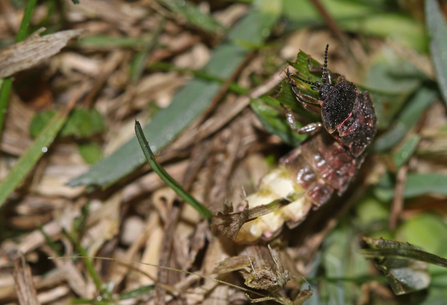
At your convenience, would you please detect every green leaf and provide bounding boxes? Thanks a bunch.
[250,97,306,147]
[320,220,369,303]
[426,0,447,104]
[364,46,422,94]
[29,110,57,138]
[78,142,103,165]
[283,0,427,51]
[404,173,447,198]
[392,134,420,169]
[373,86,438,152]
[374,172,447,202]
[30,108,106,139]
[0,105,69,207]
[159,0,225,35]
[356,196,388,225]
[275,51,323,121]
[368,89,410,130]
[0,0,37,144]
[69,2,280,188]
[76,36,148,49]
[397,214,447,257]
[120,285,155,300]
[135,121,212,220]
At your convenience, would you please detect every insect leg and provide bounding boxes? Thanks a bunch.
[281,104,323,134]
[296,122,323,134]
[286,68,322,114]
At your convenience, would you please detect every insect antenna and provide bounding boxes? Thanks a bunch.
[322,44,330,84]
[290,74,320,90]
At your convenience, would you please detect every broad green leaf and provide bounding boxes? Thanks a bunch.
[30,108,106,139]
[404,173,447,198]
[69,2,281,188]
[319,219,369,303]
[426,0,447,104]
[374,172,447,202]
[397,214,447,257]
[364,46,422,94]
[373,86,438,152]
[368,89,409,130]
[78,142,103,165]
[356,196,388,225]
[392,134,420,169]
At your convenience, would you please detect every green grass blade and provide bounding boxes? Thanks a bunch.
[69,1,281,188]
[360,248,447,269]
[64,231,104,293]
[0,89,80,207]
[426,0,447,105]
[135,121,213,220]
[0,0,37,143]
[373,86,438,152]
[159,0,225,35]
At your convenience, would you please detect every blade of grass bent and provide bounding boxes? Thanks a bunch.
[135,121,212,220]
[0,87,84,208]
[69,1,281,188]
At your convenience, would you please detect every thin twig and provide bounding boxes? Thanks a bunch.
[389,165,408,229]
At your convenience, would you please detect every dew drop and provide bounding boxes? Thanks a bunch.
[261,28,270,37]
[42,147,48,153]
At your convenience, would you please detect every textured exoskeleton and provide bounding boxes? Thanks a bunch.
[215,45,378,243]
[285,44,377,158]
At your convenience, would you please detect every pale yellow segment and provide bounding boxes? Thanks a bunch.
[235,166,311,243]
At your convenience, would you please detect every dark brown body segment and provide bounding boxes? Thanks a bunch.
[283,45,377,205]
[281,131,364,205]
[337,91,377,157]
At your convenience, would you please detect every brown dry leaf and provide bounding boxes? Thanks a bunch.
[213,244,290,293]
[0,28,83,79]
[12,256,40,305]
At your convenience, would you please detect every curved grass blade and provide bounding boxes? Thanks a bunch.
[135,121,213,220]
[426,0,447,104]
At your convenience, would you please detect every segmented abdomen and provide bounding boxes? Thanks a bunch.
[235,131,364,243]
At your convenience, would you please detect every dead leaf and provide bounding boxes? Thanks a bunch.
[12,255,40,305]
[0,28,83,79]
